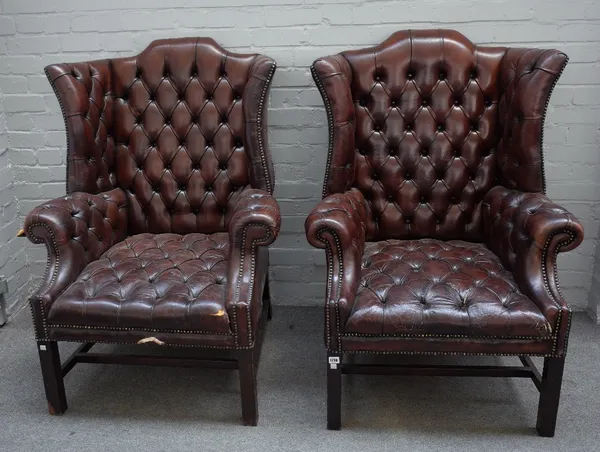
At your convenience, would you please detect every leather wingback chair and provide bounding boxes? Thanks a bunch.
[306,29,584,436]
[22,37,279,426]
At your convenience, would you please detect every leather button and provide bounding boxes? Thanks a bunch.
[405,173,411,180]
[235,94,242,101]
[388,195,394,201]
[193,208,199,214]
[470,70,477,79]
[179,185,186,191]
[405,218,412,224]
[437,124,444,132]
[193,163,200,170]
[471,123,478,131]
[375,75,381,82]
[451,196,457,203]
[165,119,171,126]
[422,147,429,156]
[219,163,227,170]
[150,141,156,147]
[154,186,160,193]
[422,99,428,106]
[236,140,243,148]
[439,72,446,80]
[165,164,171,170]
[407,72,414,79]
[358,149,366,155]
[206,185,213,192]
[138,164,143,170]
[454,99,460,106]
[390,100,396,107]
[149,95,155,101]
[206,95,212,101]
[221,70,227,76]
[374,124,382,132]
[436,219,442,224]
[221,116,228,124]
[388,147,396,156]
[405,124,412,131]
[220,207,227,214]
[207,141,214,147]
[421,196,427,203]
[372,172,379,180]
[485,98,492,107]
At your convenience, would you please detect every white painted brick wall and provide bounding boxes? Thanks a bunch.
[0,0,599,317]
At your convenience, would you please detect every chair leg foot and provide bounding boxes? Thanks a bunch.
[37,341,67,415]
[536,357,565,437]
[239,350,258,426]
[327,352,342,430]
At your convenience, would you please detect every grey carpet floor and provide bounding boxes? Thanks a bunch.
[1,306,599,452]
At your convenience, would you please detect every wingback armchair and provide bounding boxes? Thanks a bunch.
[22,37,279,425]
[306,29,584,436]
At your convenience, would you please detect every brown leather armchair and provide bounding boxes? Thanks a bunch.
[22,37,279,426]
[306,30,584,436]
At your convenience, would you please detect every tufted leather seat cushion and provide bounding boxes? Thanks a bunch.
[344,239,551,338]
[48,233,232,334]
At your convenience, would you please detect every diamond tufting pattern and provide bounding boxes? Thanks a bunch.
[48,233,231,333]
[46,61,116,194]
[345,239,551,337]
[307,29,583,358]
[26,38,280,349]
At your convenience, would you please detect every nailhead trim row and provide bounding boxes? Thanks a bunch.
[541,230,576,357]
[331,349,555,357]
[316,227,343,351]
[45,67,73,195]
[539,56,569,195]
[256,62,277,194]
[46,324,233,335]
[42,337,255,350]
[340,332,553,340]
[27,222,61,340]
[310,64,335,199]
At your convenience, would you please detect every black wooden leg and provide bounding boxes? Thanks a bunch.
[327,352,342,430]
[536,357,565,437]
[239,349,258,426]
[37,341,67,415]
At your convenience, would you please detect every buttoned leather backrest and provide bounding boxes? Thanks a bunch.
[314,29,568,242]
[46,37,276,235]
[46,60,116,194]
[344,29,507,241]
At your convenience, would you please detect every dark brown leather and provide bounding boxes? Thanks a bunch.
[48,233,231,332]
[348,240,551,337]
[46,61,116,195]
[307,29,583,357]
[482,186,583,356]
[25,38,279,348]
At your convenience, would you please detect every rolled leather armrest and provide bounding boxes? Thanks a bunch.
[24,188,128,309]
[483,185,584,355]
[305,188,367,346]
[226,189,280,346]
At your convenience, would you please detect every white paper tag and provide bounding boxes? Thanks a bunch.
[328,356,340,369]
[39,345,46,351]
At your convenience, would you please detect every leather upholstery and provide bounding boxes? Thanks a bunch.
[48,233,231,333]
[307,29,583,357]
[348,240,551,337]
[25,38,279,348]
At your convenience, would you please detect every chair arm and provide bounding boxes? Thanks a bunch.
[226,189,280,346]
[24,189,128,313]
[305,188,367,350]
[483,186,584,356]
